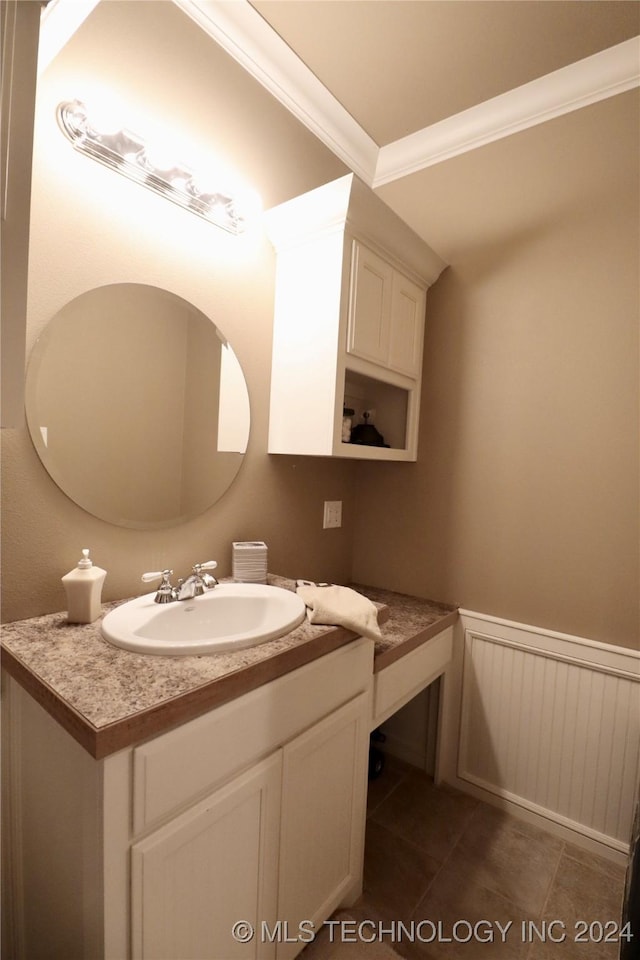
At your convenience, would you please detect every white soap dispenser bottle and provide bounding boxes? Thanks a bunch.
[62,549,107,624]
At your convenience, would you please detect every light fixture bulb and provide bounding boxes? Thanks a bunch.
[170,175,191,194]
[142,144,177,175]
[85,102,121,137]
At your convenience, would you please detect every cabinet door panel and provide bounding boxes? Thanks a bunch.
[347,242,392,366]
[389,272,425,378]
[277,693,370,960]
[132,753,281,960]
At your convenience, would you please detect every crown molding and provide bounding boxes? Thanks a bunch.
[373,37,640,186]
[37,0,377,181]
[178,6,638,186]
[39,1,639,189]
[173,0,379,183]
[37,0,100,76]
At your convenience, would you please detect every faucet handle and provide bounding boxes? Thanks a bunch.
[141,569,176,604]
[193,561,217,573]
[141,568,174,583]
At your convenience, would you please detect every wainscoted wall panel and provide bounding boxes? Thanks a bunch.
[458,613,640,854]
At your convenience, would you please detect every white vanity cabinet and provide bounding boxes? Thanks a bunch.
[132,692,370,960]
[3,637,373,960]
[265,174,446,461]
[131,752,282,960]
[277,693,370,960]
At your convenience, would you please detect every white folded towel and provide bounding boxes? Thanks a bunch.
[296,582,382,640]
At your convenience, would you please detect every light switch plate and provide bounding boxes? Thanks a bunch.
[323,500,342,529]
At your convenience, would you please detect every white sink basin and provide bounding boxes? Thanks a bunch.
[101,582,306,656]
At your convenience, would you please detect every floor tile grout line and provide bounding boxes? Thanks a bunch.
[366,769,484,917]
[408,802,483,920]
[521,839,567,960]
[538,838,566,919]
[366,768,412,820]
[409,849,449,921]
[560,843,627,879]
[367,810,471,875]
[361,816,450,923]
[362,764,626,959]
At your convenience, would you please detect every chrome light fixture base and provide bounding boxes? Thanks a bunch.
[57,100,247,234]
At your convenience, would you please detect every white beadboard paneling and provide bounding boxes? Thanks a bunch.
[458,613,640,853]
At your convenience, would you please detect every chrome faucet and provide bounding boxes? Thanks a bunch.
[142,561,218,603]
[176,561,218,601]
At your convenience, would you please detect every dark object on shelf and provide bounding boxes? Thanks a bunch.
[368,728,386,780]
[350,411,387,447]
[369,748,384,780]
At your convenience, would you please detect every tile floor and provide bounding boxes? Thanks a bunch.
[353,755,628,960]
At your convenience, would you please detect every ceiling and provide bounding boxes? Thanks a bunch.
[251,0,639,145]
[40,0,640,261]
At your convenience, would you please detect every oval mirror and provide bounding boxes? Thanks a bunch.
[25,284,250,529]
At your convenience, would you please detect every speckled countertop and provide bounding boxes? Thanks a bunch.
[1,575,456,759]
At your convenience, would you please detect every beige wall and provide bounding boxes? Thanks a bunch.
[1,1,638,653]
[352,96,639,650]
[0,1,354,622]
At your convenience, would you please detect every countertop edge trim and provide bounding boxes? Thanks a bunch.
[2,624,362,759]
[2,646,99,756]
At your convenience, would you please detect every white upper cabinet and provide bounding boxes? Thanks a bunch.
[348,240,426,378]
[265,174,446,461]
[347,241,393,369]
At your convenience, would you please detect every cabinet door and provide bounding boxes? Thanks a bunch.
[277,693,370,960]
[347,241,393,367]
[389,271,426,378]
[131,752,281,960]
[348,241,425,379]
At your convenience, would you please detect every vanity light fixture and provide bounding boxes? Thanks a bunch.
[57,99,253,235]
